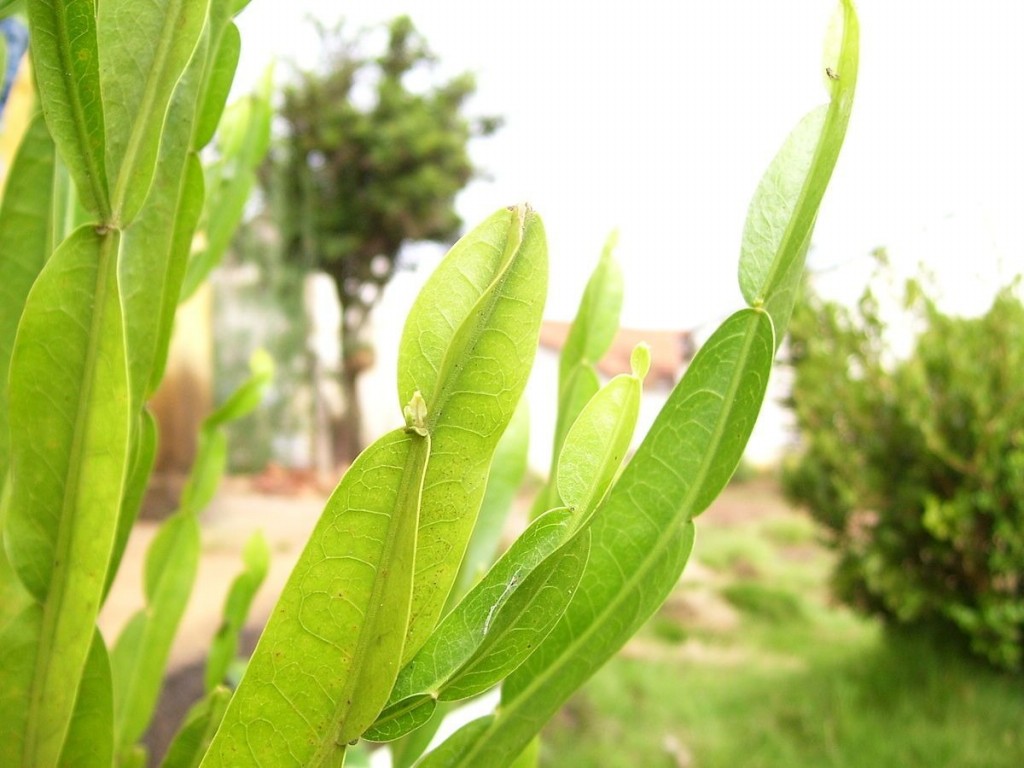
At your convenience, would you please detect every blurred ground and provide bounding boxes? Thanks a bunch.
[95,473,799,762]
[98,474,791,673]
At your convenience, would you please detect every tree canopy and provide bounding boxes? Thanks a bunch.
[270,15,500,461]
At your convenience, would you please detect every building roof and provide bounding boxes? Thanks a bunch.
[537,321,695,390]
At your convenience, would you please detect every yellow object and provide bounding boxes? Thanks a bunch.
[0,56,35,193]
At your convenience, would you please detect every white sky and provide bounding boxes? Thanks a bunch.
[234,1,1024,332]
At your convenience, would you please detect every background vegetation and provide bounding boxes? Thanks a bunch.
[783,259,1024,672]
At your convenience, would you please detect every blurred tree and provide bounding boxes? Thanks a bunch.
[270,15,501,464]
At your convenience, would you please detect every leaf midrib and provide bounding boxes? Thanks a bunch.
[754,4,858,305]
[310,433,429,758]
[109,0,191,222]
[424,211,526,435]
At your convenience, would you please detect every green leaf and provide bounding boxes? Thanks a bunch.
[387,703,447,768]
[529,364,600,520]
[104,408,158,600]
[0,605,43,766]
[108,348,271,743]
[398,205,548,658]
[345,744,375,768]
[204,429,430,765]
[423,309,775,766]
[3,226,130,767]
[531,236,622,520]
[138,154,206,395]
[203,348,274,429]
[553,230,623,454]
[0,590,109,768]
[179,349,273,515]
[180,68,273,301]
[204,531,270,691]
[398,206,526,408]
[108,347,270,745]
[452,397,530,600]
[6,227,128,596]
[738,0,859,344]
[26,0,110,217]
[161,687,231,768]
[419,716,495,768]
[97,0,208,224]
[363,695,437,744]
[386,509,577,706]
[120,29,210,405]
[110,511,200,751]
[508,737,540,768]
[193,17,241,150]
[0,503,32,634]
[556,358,646,531]
[1,1,21,18]
[109,34,208,607]
[0,113,56,482]
[50,145,95,238]
[439,529,588,702]
[179,429,227,516]
[550,365,600,482]
[558,230,623,383]
[58,629,114,768]
[737,108,823,331]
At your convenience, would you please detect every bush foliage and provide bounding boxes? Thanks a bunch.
[783,266,1024,671]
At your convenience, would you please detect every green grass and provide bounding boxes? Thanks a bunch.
[761,514,817,547]
[540,483,1024,768]
[721,581,807,624]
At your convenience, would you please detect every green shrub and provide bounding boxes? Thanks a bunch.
[783,267,1024,671]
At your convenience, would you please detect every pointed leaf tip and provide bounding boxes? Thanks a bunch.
[630,343,651,380]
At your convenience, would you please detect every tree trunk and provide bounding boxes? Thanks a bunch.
[335,356,363,466]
